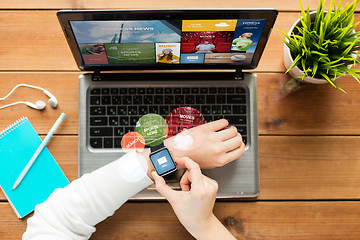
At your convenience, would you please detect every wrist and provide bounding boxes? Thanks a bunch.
[190,214,235,240]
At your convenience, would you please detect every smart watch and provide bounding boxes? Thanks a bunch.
[149,142,177,176]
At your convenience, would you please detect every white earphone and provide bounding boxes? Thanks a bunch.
[0,84,58,110]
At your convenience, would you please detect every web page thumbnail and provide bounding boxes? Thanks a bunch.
[156,43,180,64]
[180,53,205,64]
[70,20,181,44]
[231,19,266,53]
[79,44,108,65]
[104,43,155,64]
[204,53,252,64]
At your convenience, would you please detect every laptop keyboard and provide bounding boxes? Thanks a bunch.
[89,86,248,149]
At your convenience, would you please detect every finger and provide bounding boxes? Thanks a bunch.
[181,157,204,190]
[174,158,186,170]
[202,175,219,193]
[151,171,176,201]
[204,119,229,131]
[222,133,243,152]
[225,141,245,163]
[216,125,239,141]
[179,170,191,191]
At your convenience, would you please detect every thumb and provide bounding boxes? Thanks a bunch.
[152,171,176,201]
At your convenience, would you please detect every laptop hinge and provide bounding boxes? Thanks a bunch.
[235,68,244,80]
[92,68,101,81]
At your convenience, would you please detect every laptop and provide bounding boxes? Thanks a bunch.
[57,9,278,199]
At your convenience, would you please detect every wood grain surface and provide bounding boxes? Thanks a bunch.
[1,0,360,238]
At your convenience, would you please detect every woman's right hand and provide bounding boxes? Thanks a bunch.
[152,157,236,240]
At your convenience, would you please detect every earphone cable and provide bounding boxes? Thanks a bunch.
[0,84,44,101]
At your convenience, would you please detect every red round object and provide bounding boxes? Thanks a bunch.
[165,107,205,138]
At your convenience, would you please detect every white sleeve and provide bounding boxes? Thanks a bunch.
[22,152,153,240]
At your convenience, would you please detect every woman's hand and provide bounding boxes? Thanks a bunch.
[166,119,245,169]
[152,157,236,240]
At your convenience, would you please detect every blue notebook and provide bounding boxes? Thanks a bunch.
[0,117,70,218]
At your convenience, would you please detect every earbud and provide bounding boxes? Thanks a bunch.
[26,100,46,110]
[43,90,58,108]
[0,84,58,110]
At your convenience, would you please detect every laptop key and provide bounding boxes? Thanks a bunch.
[90,106,106,115]
[101,88,110,95]
[206,95,215,104]
[111,96,121,105]
[164,88,172,94]
[129,88,136,94]
[149,106,159,114]
[118,106,127,115]
[138,88,146,94]
[130,116,139,126]
[90,138,102,148]
[133,95,143,104]
[160,106,170,115]
[236,126,247,135]
[185,95,195,104]
[222,105,232,114]
[211,105,222,115]
[146,88,155,94]
[214,115,223,121]
[104,138,113,148]
[242,136,247,145]
[227,87,235,93]
[236,87,246,93]
[218,87,226,93]
[114,138,122,148]
[119,88,128,94]
[216,95,226,104]
[90,96,100,105]
[154,95,164,104]
[90,88,100,95]
[224,115,247,125]
[175,95,184,104]
[119,116,129,125]
[101,96,111,105]
[182,88,190,94]
[227,95,246,104]
[123,96,132,105]
[144,95,153,104]
[201,105,211,115]
[173,88,181,94]
[200,87,208,94]
[139,106,148,115]
[125,127,133,133]
[90,127,113,136]
[164,95,174,104]
[90,117,107,126]
[191,87,199,94]
[196,95,205,104]
[128,106,138,115]
[114,127,124,136]
[109,117,118,126]
[107,106,117,115]
[155,88,164,94]
[110,88,119,94]
[204,115,213,123]
[209,87,217,94]
[233,105,246,114]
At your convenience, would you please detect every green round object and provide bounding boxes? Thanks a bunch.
[135,113,168,147]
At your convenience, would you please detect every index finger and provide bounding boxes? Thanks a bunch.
[203,119,229,131]
[176,157,204,190]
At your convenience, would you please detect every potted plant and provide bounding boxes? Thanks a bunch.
[279,0,360,92]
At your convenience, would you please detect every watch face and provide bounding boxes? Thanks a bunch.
[150,148,176,176]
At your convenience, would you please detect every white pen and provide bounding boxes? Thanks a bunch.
[12,113,66,190]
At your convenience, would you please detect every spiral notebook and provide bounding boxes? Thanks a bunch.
[0,117,69,218]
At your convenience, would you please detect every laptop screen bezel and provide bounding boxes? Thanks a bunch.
[57,9,278,71]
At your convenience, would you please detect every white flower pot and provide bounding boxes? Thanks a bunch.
[283,11,357,85]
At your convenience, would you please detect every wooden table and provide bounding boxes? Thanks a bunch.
[1,1,360,239]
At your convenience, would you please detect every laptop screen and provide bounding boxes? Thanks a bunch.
[58,10,278,71]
